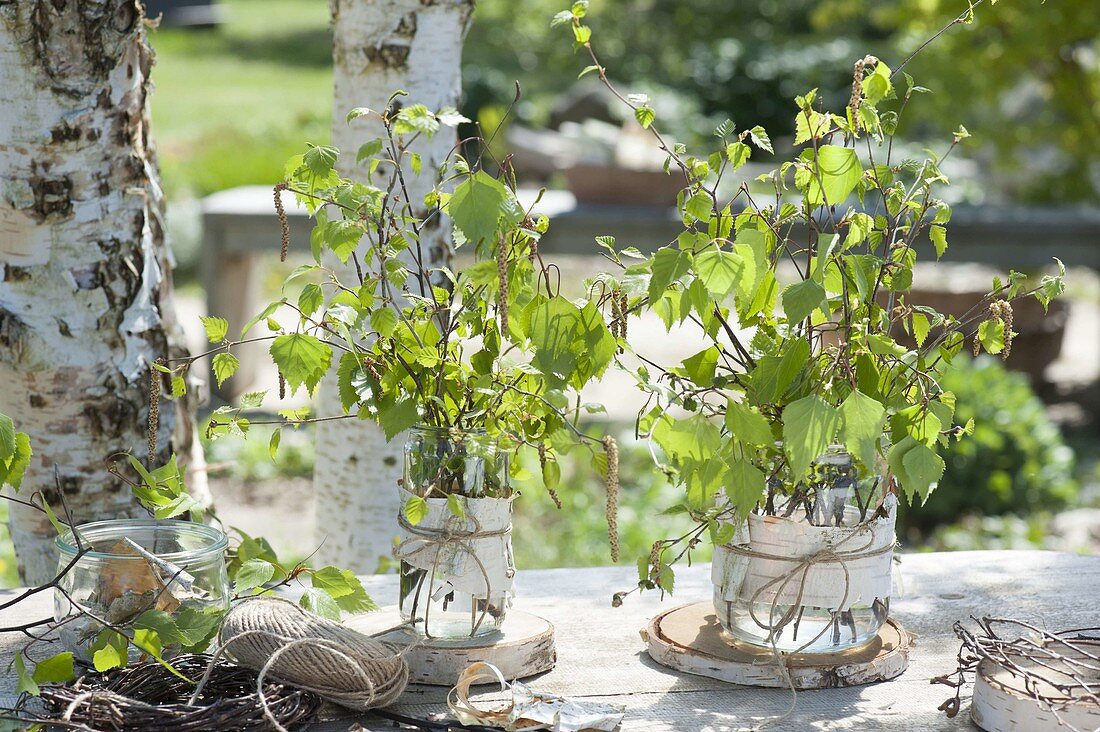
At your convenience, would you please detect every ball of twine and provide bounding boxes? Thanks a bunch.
[203,596,410,725]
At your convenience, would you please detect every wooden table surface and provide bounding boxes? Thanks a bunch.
[2,550,1097,731]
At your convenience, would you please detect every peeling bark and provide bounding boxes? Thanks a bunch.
[314,0,473,572]
[0,0,208,583]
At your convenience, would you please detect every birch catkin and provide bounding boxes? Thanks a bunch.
[603,436,620,562]
[496,236,510,334]
[147,361,161,464]
[274,183,290,262]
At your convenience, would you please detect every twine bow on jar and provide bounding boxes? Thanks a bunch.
[393,495,515,637]
[722,528,895,651]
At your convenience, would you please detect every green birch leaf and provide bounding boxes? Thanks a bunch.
[528,296,584,385]
[234,558,276,595]
[297,283,324,317]
[212,352,240,388]
[448,170,508,247]
[403,496,429,525]
[680,347,719,387]
[356,138,384,163]
[725,459,765,517]
[300,587,341,620]
[171,375,187,399]
[447,493,466,519]
[32,652,74,684]
[782,279,827,324]
[693,248,747,298]
[14,654,39,696]
[748,125,773,154]
[40,497,68,537]
[371,308,398,338]
[805,145,860,207]
[725,142,750,170]
[929,224,948,258]
[310,566,355,598]
[752,338,810,404]
[269,429,281,460]
[657,564,675,594]
[379,397,419,440]
[653,414,721,464]
[199,316,228,343]
[901,441,945,503]
[239,390,266,408]
[0,414,15,461]
[891,405,942,447]
[686,457,725,509]
[684,191,712,222]
[978,319,1006,355]
[648,248,691,303]
[92,632,128,672]
[134,609,185,646]
[303,144,338,175]
[336,352,363,413]
[912,313,931,347]
[725,400,775,446]
[839,390,886,469]
[269,334,332,395]
[173,604,224,649]
[782,395,839,479]
[0,431,26,491]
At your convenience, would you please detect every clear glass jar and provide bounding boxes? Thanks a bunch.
[398,426,514,639]
[712,448,894,653]
[54,519,230,660]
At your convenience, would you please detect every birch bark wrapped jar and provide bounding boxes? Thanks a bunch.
[396,426,515,639]
[711,449,896,653]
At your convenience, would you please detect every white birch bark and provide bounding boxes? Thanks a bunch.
[315,0,473,571]
[0,0,208,583]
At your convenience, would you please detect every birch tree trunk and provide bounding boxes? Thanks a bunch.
[315,0,473,571]
[0,0,208,583]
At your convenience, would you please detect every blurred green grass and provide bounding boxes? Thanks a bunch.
[150,0,333,198]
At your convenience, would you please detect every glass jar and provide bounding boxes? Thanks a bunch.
[397,426,514,639]
[712,448,895,653]
[54,519,230,660]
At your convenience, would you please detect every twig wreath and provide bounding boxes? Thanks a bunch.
[933,617,1100,730]
[26,654,321,732]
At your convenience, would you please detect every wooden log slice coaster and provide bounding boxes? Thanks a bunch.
[350,609,555,686]
[971,641,1100,732]
[642,601,909,689]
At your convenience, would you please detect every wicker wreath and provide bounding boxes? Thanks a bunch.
[36,653,322,731]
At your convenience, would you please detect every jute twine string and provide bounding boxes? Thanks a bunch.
[720,520,895,730]
[191,597,413,732]
[393,491,512,638]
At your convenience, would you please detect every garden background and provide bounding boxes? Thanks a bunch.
[1,0,1096,583]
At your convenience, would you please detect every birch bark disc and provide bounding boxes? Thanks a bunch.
[643,601,910,689]
[0,0,207,583]
[350,608,556,686]
[315,0,473,572]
